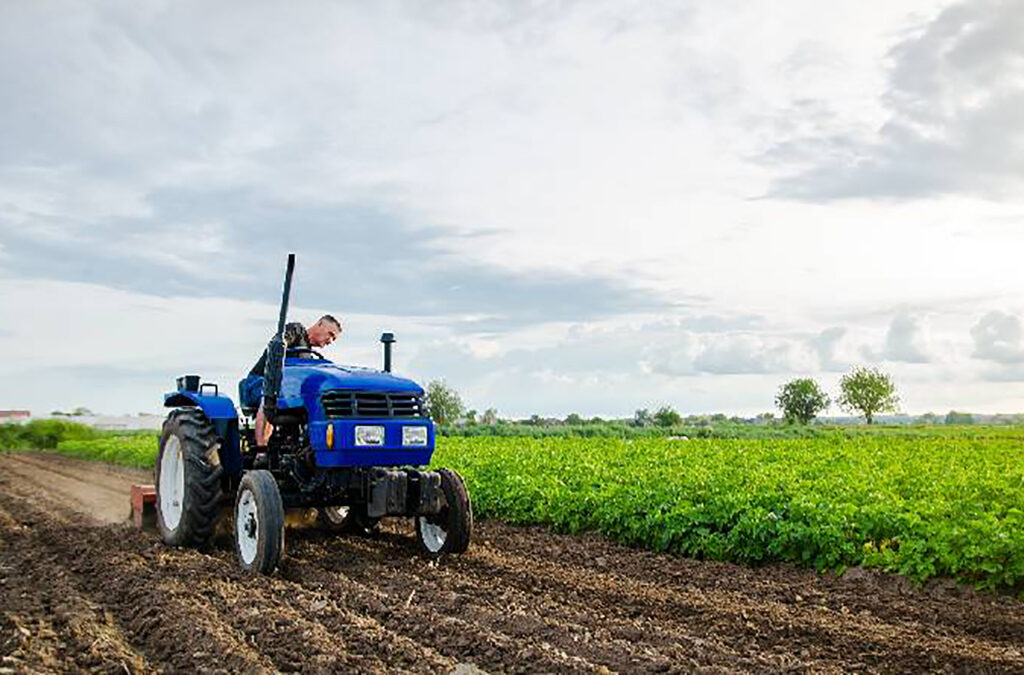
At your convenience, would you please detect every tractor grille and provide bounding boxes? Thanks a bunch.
[321,389,426,419]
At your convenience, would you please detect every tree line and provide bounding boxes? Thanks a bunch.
[424,367,1008,432]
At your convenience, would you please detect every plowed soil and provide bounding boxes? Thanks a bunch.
[1,453,1022,674]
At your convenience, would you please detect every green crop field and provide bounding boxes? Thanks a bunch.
[53,434,159,468]
[436,434,1024,592]
[10,422,1022,592]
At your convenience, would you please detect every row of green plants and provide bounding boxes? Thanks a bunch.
[435,435,1024,593]
[52,435,158,468]
[0,421,156,468]
[438,421,1024,440]
[436,421,851,439]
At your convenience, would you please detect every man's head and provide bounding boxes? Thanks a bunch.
[307,314,342,348]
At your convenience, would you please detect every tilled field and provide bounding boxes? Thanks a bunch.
[1,453,1023,674]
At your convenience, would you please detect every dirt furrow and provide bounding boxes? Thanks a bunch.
[480,522,1024,646]
[197,549,458,673]
[0,474,465,674]
[293,524,1024,673]
[0,516,151,674]
[290,529,731,673]
[2,454,136,525]
[459,529,1024,671]
[279,547,599,674]
[0,477,277,674]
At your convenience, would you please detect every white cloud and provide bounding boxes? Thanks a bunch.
[767,0,1024,200]
[881,311,932,363]
[691,334,818,375]
[811,326,847,371]
[971,311,1024,364]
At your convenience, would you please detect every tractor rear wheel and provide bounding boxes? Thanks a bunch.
[234,470,285,574]
[415,468,472,558]
[155,408,223,548]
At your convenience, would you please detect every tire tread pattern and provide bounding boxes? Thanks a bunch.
[235,470,285,575]
[156,408,224,548]
[439,468,473,554]
[416,468,473,558]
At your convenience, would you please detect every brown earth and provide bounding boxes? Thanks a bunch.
[1,452,1022,674]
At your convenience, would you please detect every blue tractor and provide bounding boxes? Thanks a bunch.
[153,254,472,573]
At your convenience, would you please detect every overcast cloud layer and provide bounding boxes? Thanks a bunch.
[2,0,1023,417]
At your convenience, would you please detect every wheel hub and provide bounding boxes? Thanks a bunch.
[235,489,260,566]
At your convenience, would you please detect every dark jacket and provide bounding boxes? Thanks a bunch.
[248,322,310,377]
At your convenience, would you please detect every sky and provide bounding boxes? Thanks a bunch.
[2,0,1023,418]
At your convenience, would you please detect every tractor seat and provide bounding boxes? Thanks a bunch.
[238,377,261,417]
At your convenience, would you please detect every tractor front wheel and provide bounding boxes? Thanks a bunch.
[415,468,472,558]
[155,408,223,548]
[234,470,285,575]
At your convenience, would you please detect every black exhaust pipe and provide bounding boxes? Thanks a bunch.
[262,253,296,423]
[380,332,395,373]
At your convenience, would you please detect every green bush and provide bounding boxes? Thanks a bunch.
[0,420,98,450]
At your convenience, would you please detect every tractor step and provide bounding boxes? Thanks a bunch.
[130,484,157,531]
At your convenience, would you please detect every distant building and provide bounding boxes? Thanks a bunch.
[0,410,31,422]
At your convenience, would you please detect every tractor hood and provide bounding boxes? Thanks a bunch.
[278,357,423,412]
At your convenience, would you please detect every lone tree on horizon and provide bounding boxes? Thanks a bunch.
[425,379,464,426]
[837,366,900,424]
[775,378,830,425]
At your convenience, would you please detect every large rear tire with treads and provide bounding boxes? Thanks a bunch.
[155,408,223,548]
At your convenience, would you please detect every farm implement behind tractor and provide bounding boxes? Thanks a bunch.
[131,253,472,573]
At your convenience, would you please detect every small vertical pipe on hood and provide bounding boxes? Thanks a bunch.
[380,332,396,372]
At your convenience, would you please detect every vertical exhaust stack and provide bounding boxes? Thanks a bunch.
[262,253,296,424]
[380,332,396,373]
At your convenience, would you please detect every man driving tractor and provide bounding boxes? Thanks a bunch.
[243,314,342,446]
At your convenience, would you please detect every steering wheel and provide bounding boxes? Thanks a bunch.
[286,347,326,360]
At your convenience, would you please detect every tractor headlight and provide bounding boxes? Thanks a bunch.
[354,425,384,446]
[402,425,428,446]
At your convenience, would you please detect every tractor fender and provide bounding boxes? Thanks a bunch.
[163,390,242,476]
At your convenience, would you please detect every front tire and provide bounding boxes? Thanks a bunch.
[234,470,285,575]
[416,468,472,558]
[156,408,223,548]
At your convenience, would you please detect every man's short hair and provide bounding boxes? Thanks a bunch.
[320,314,342,330]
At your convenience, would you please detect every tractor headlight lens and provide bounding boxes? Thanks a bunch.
[354,425,385,446]
[402,425,428,446]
